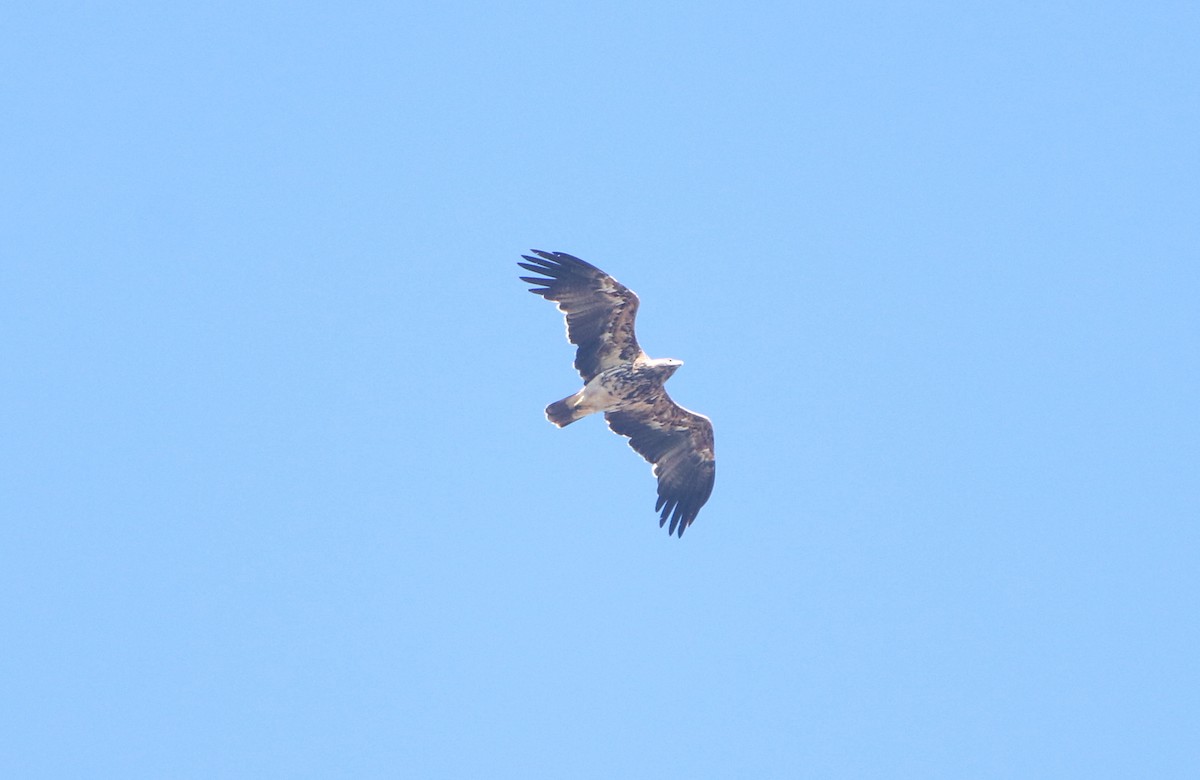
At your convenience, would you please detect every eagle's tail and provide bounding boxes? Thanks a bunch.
[546,391,585,427]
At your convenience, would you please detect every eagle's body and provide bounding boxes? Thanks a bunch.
[518,250,715,537]
[547,358,681,426]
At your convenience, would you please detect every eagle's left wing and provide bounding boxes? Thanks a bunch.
[518,250,643,382]
[605,396,716,537]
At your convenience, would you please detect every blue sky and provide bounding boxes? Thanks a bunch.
[2,2,1197,777]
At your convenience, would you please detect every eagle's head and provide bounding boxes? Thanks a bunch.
[648,357,683,377]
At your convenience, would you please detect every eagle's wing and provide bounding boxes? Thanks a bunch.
[605,395,716,537]
[518,250,643,382]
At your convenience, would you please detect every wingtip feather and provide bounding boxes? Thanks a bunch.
[518,261,555,274]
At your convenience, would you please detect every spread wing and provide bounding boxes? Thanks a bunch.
[518,250,643,381]
[605,395,716,537]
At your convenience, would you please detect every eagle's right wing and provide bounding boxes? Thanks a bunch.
[605,394,716,537]
[519,250,643,382]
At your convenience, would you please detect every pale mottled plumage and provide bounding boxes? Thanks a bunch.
[519,250,715,537]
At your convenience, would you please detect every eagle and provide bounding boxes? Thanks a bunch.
[518,250,716,537]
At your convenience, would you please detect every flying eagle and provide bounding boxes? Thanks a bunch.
[518,250,715,537]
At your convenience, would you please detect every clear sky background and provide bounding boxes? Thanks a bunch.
[2,2,1197,778]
